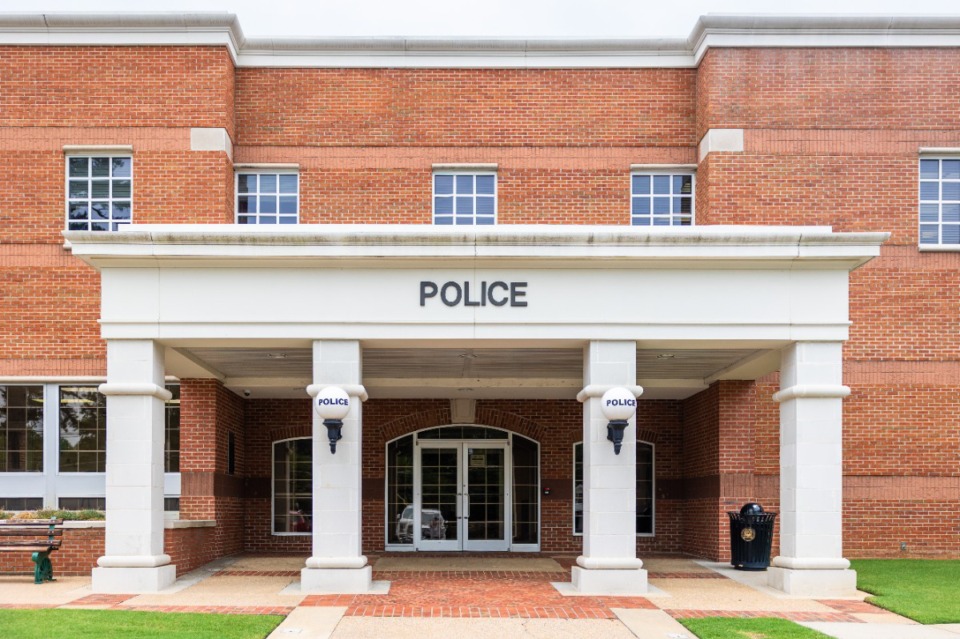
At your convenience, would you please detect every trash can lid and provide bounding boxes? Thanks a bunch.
[740,502,764,516]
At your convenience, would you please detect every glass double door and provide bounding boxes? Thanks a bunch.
[415,442,509,551]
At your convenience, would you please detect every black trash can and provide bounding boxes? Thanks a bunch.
[728,502,777,570]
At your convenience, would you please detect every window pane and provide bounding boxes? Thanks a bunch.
[920,225,940,244]
[91,181,110,198]
[435,175,454,195]
[69,157,89,177]
[633,216,651,226]
[260,196,277,214]
[943,203,960,223]
[943,182,960,201]
[68,222,89,231]
[653,175,670,195]
[111,158,132,178]
[69,181,89,198]
[455,175,474,194]
[674,175,693,195]
[632,175,650,195]
[476,196,495,215]
[112,180,131,198]
[920,182,939,201]
[91,158,110,177]
[237,196,252,214]
[279,196,297,214]
[920,203,940,222]
[59,387,106,473]
[279,174,298,194]
[653,197,670,215]
[273,439,313,534]
[279,216,297,224]
[920,159,940,179]
[260,174,277,193]
[943,225,960,244]
[455,196,473,215]
[632,198,650,216]
[942,160,960,180]
[434,215,453,225]
[237,174,256,194]
[69,204,89,220]
[238,216,255,225]
[435,197,453,215]
[260,216,277,225]
[112,203,131,220]
[476,216,495,225]
[476,175,495,195]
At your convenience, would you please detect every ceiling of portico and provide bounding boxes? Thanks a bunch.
[169,345,779,401]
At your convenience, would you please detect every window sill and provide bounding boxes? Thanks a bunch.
[918,245,960,252]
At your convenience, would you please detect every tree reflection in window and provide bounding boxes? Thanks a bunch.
[273,438,312,534]
[59,386,106,473]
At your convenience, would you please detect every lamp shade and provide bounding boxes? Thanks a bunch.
[600,387,637,421]
[314,386,351,420]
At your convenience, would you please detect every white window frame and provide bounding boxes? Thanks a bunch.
[630,165,695,227]
[64,150,134,232]
[918,151,960,250]
[432,165,498,226]
[573,440,655,537]
[235,166,300,225]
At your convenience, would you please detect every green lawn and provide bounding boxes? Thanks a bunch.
[852,558,960,624]
[0,609,283,639]
[679,617,833,639]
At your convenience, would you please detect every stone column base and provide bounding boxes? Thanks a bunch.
[570,566,648,595]
[767,567,858,596]
[301,566,373,593]
[92,565,177,594]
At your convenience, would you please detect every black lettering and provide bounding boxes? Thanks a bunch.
[420,281,438,306]
[488,281,509,307]
[464,281,481,307]
[440,281,463,306]
[510,282,528,307]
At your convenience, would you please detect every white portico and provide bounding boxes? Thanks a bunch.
[66,224,886,596]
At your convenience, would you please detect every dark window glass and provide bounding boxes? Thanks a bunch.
[0,385,44,472]
[387,435,415,544]
[511,435,539,545]
[273,439,312,534]
[165,385,180,473]
[58,497,105,510]
[59,387,106,473]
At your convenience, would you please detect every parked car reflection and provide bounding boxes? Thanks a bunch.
[396,506,446,542]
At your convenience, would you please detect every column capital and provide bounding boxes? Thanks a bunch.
[98,382,172,401]
[576,384,644,403]
[772,384,850,403]
[306,383,368,401]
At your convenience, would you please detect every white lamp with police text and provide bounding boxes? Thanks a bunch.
[314,386,351,454]
[601,387,637,454]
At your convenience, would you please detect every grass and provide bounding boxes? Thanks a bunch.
[679,617,833,639]
[0,609,283,639]
[852,558,960,624]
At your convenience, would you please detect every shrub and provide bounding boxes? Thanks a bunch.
[10,509,105,521]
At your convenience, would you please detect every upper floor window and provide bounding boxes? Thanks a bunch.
[433,172,496,225]
[237,171,299,225]
[67,156,132,231]
[920,158,960,247]
[631,172,693,226]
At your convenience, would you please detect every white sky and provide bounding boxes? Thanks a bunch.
[19,0,960,38]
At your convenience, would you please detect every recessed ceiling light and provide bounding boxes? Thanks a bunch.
[458,352,477,360]
[457,387,474,392]
[656,353,675,359]
[266,353,287,359]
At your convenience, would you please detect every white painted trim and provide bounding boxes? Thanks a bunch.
[190,128,233,161]
[771,556,851,570]
[698,129,745,162]
[3,14,960,69]
[919,148,960,156]
[98,382,172,401]
[165,519,215,529]
[577,384,644,402]
[919,245,960,252]
[772,384,851,403]
[63,145,134,154]
[306,383,369,401]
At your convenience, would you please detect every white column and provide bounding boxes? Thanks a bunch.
[301,340,379,593]
[92,340,175,593]
[768,341,857,596]
[569,340,647,595]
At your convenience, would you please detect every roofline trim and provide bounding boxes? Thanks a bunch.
[2,13,959,68]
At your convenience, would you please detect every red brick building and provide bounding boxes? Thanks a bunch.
[0,14,956,595]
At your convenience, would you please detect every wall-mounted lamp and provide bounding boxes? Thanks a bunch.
[313,387,351,454]
[601,387,637,455]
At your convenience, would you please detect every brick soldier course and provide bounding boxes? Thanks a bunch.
[0,13,956,600]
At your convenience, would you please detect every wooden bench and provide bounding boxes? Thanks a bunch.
[0,518,63,584]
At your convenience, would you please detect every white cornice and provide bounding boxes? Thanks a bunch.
[63,224,888,272]
[0,13,958,68]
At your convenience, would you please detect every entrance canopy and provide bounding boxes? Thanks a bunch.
[65,224,886,399]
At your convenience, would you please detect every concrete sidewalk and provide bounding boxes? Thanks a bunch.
[0,555,945,639]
